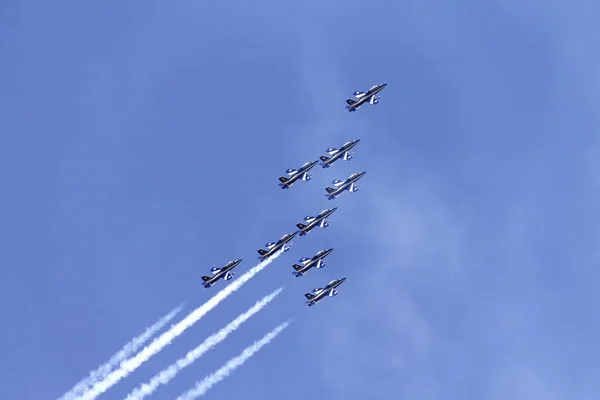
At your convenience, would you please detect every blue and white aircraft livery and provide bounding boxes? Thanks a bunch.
[296,208,337,236]
[304,278,347,306]
[345,83,387,112]
[292,248,334,277]
[201,259,243,288]
[257,231,298,261]
[278,160,319,189]
[319,139,361,168]
[325,172,367,200]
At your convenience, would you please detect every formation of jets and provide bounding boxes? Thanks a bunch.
[202,83,386,306]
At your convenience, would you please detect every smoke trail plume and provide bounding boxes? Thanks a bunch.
[125,287,284,400]
[57,304,185,400]
[77,250,283,400]
[175,319,293,400]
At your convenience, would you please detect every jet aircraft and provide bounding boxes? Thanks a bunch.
[304,277,347,306]
[319,139,360,168]
[292,248,334,277]
[257,231,298,261]
[345,83,387,112]
[296,207,337,236]
[201,259,242,288]
[278,160,319,189]
[325,172,367,200]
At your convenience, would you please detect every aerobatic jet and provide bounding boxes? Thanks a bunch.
[257,232,298,261]
[345,83,387,112]
[304,278,347,306]
[319,139,360,168]
[296,208,337,236]
[201,259,242,288]
[278,160,319,189]
[325,172,367,200]
[292,248,334,277]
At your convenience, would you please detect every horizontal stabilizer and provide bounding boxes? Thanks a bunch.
[292,264,303,271]
[305,292,315,300]
[297,223,307,230]
[320,155,330,163]
[346,99,357,106]
[257,249,268,256]
[325,187,336,194]
[201,276,211,282]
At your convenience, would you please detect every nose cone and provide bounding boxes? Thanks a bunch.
[236,259,243,264]
[381,83,387,87]
[339,277,346,283]
[331,207,338,212]
[290,231,298,238]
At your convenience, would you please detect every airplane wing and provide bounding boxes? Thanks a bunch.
[346,182,360,192]
[369,95,380,104]
[326,147,340,155]
[303,216,316,223]
[298,257,312,265]
[331,179,345,187]
[285,168,299,176]
[265,242,277,249]
[210,267,222,274]
[353,91,367,98]
[224,271,234,280]
[300,172,312,181]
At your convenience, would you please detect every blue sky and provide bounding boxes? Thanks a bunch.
[1,1,599,399]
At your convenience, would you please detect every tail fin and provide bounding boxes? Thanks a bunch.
[346,99,357,106]
[292,264,303,271]
[257,249,268,256]
[296,223,307,230]
[201,276,211,282]
[278,176,290,189]
[305,292,315,300]
[320,155,330,163]
[325,187,336,194]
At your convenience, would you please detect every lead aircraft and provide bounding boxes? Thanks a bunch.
[345,83,387,112]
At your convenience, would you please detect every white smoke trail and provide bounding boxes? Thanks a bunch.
[124,287,284,400]
[77,250,283,400]
[175,319,293,400]
[57,304,185,400]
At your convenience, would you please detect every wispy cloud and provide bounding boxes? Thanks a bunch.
[124,287,284,400]
[175,319,293,400]
[56,303,185,400]
[77,250,283,400]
